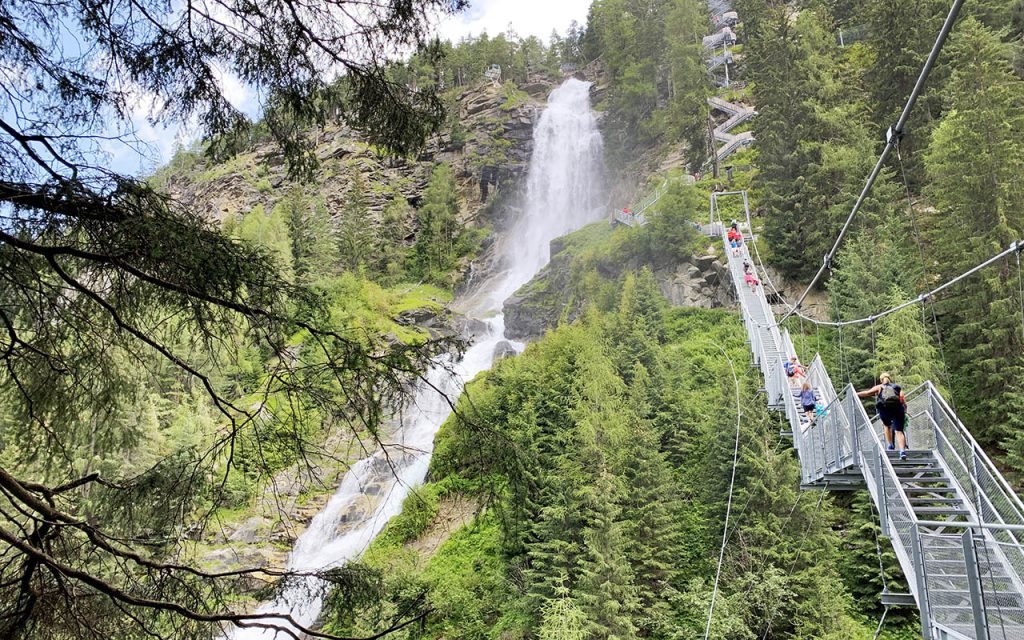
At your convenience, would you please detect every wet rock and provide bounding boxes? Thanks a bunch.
[493,340,518,360]
[458,316,491,339]
[522,81,551,98]
[228,517,269,544]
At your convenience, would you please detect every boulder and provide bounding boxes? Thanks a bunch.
[493,340,518,360]
[227,517,269,544]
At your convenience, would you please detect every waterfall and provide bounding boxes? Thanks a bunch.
[229,77,604,639]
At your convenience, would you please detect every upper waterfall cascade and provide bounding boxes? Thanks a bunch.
[230,77,605,639]
[716,191,1024,640]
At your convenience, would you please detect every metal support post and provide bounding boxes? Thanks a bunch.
[830,413,840,472]
[962,529,990,640]
[875,447,889,537]
[910,524,934,640]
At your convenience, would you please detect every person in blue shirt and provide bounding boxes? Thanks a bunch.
[800,383,817,425]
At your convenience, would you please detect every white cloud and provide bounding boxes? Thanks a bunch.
[438,0,591,42]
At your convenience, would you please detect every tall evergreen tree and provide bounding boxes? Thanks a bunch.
[922,18,1024,449]
[279,187,340,283]
[863,0,950,183]
[338,173,374,272]
[872,286,944,390]
[413,163,461,280]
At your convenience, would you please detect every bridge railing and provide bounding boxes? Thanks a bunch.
[851,385,922,595]
[714,194,1024,638]
[907,384,1024,595]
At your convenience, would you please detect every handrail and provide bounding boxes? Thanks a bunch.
[926,381,1024,519]
[715,194,1024,638]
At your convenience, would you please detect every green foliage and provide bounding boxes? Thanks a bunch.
[338,173,374,272]
[329,265,870,637]
[642,180,704,263]
[412,164,464,283]
[236,203,295,280]
[584,0,711,160]
[279,187,340,284]
[920,18,1024,451]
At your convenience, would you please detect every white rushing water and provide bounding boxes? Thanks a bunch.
[231,77,604,639]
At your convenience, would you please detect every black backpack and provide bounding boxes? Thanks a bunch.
[878,384,902,410]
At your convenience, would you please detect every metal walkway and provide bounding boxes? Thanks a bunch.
[708,96,755,163]
[714,191,1024,640]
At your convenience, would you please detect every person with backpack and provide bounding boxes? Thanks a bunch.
[857,372,908,459]
[784,355,805,386]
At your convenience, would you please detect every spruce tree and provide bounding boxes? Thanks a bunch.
[413,163,461,280]
[872,286,944,390]
[279,188,340,284]
[376,195,413,282]
[922,18,1024,448]
[863,0,950,183]
[337,173,373,272]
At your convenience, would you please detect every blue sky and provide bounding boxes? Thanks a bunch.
[105,0,592,177]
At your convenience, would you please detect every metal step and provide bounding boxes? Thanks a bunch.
[881,591,918,607]
[886,450,933,458]
[902,487,959,494]
[899,476,953,484]
[908,497,964,505]
[891,457,939,466]
[892,466,947,475]
[912,507,972,517]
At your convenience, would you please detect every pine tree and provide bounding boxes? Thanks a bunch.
[872,285,944,390]
[922,18,1024,449]
[412,163,461,280]
[279,187,339,283]
[575,467,639,640]
[863,0,950,184]
[375,195,412,282]
[664,0,710,167]
[538,585,589,640]
[337,173,373,272]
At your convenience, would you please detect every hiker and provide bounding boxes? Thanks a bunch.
[784,355,805,386]
[857,372,908,459]
[800,383,817,424]
[727,226,742,256]
[743,269,759,293]
[742,259,753,274]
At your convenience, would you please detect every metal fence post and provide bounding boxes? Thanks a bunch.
[962,529,990,640]
[875,446,889,537]
[911,524,934,640]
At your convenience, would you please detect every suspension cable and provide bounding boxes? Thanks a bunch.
[1017,250,1024,344]
[779,0,966,324]
[747,238,1024,330]
[704,342,744,640]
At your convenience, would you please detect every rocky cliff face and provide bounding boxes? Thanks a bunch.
[503,235,735,342]
[159,79,555,237]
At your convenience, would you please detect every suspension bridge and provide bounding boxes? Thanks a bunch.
[714,191,1024,640]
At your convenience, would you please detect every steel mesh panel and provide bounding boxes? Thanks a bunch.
[922,533,977,635]
[974,537,1024,640]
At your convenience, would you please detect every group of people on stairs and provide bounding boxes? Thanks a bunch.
[729,221,910,458]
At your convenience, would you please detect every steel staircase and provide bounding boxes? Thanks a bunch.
[711,191,1024,639]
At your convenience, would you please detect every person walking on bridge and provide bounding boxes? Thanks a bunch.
[857,372,908,459]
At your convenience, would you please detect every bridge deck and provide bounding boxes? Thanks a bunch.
[717,192,1024,640]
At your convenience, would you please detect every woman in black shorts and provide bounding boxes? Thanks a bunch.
[857,372,908,459]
